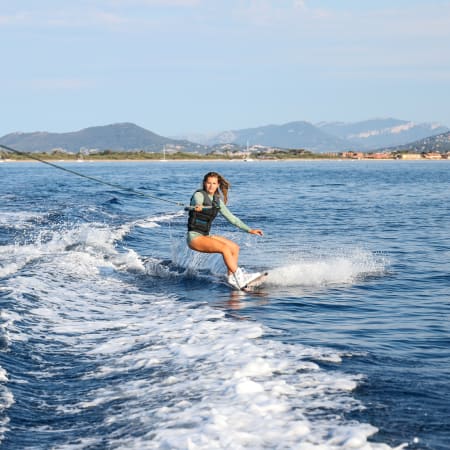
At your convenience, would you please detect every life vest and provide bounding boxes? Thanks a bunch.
[187,190,221,235]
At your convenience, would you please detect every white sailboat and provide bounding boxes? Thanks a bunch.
[244,140,253,161]
[160,145,167,162]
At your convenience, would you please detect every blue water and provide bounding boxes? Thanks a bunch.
[1,160,449,449]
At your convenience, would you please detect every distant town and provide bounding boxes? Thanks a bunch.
[1,144,449,162]
[1,120,450,161]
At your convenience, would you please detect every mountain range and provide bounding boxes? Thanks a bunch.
[0,123,207,154]
[185,118,449,152]
[382,131,450,153]
[0,118,448,154]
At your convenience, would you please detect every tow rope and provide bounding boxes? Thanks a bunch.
[1,144,201,209]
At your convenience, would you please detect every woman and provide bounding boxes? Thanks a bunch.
[187,171,264,289]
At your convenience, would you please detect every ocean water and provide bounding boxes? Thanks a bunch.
[0,160,449,450]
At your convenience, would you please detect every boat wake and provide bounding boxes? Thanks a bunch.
[0,213,400,449]
[265,249,388,289]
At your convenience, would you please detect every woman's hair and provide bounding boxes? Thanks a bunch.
[203,172,231,204]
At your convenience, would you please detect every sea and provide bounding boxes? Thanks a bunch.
[1,159,449,450]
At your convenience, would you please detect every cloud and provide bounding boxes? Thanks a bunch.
[29,78,96,90]
[0,12,31,26]
[293,0,306,8]
[110,0,201,6]
[192,1,449,89]
[0,1,202,30]
[0,9,120,28]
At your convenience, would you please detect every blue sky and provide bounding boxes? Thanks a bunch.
[1,0,450,137]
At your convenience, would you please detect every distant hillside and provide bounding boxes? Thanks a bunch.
[181,118,449,152]
[380,131,450,153]
[0,123,207,153]
[189,121,354,152]
[2,119,448,155]
[317,118,448,150]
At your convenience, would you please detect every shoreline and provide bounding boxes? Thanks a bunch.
[2,158,449,163]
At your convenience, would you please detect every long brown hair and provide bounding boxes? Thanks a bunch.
[202,172,231,204]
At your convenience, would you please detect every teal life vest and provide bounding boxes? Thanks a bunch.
[187,190,221,235]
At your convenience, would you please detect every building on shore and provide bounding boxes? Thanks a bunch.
[396,153,422,160]
[365,152,393,159]
[423,152,443,160]
[340,151,364,159]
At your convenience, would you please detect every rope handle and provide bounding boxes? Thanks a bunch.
[184,206,214,211]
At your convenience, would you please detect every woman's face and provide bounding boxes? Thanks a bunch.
[204,176,219,195]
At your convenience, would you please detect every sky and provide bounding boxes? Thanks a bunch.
[1,0,450,137]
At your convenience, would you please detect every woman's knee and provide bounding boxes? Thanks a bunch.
[230,241,240,255]
[221,245,234,258]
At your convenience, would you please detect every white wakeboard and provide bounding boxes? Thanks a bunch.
[224,271,269,291]
[242,271,269,291]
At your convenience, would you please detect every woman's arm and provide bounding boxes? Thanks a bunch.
[219,200,263,235]
[191,191,205,211]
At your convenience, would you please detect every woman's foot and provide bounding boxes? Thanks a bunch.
[227,267,262,290]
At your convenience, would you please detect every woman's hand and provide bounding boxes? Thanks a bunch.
[194,205,203,212]
[249,229,264,236]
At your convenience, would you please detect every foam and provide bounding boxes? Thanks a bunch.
[0,218,139,279]
[134,211,184,229]
[0,369,7,383]
[0,243,42,278]
[0,382,14,443]
[0,218,401,449]
[266,248,388,288]
[0,416,11,446]
[0,388,14,411]
[0,211,45,229]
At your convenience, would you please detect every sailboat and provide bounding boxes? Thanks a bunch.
[160,145,167,162]
[243,140,253,162]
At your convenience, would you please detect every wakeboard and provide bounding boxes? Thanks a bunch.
[241,271,269,291]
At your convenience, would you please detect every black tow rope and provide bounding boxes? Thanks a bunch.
[0,144,205,210]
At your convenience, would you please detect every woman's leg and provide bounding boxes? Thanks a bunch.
[188,235,240,274]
